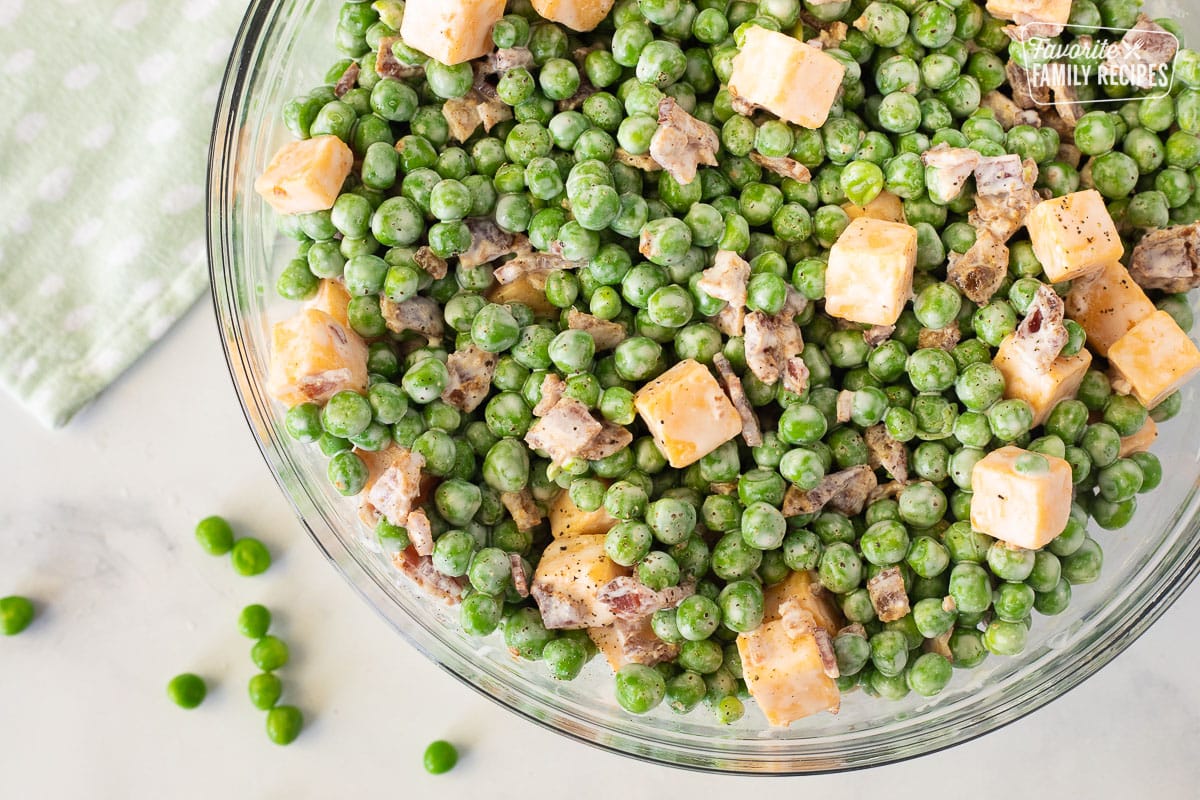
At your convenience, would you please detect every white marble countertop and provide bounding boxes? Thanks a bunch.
[2,303,1198,799]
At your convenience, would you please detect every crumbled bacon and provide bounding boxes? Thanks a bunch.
[918,321,961,352]
[406,508,434,557]
[557,78,598,112]
[567,308,627,350]
[948,231,1010,305]
[744,310,805,387]
[413,246,448,280]
[813,629,840,679]
[1006,60,1050,109]
[836,389,854,424]
[614,148,662,172]
[596,576,693,620]
[972,155,1039,242]
[783,465,878,517]
[1011,284,1068,373]
[510,553,530,598]
[698,250,750,334]
[921,145,980,204]
[807,20,848,50]
[980,90,1041,130]
[713,353,763,447]
[750,152,812,183]
[576,422,634,461]
[866,480,907,504]
[1104,15,1178,90]
[925,629,953,659]
[486,47,535,73]
[392,547,464,605]
[783,356,810,396]
[525,396,632,466]
[533,373,566,417]
[334,61,359,97]
[376,37,424,80]
[359,446,427,528]
[381,295,444,342]
[501,488,543,532]
[590,616,680,667]
[1129,221,1200,292]
[458,218,530,269]
[864,325,896,346]
[649,96,719,185]
[867,565,910,623]
[442,344,498,413]
[864,424,909,483]
[492,250,580,285]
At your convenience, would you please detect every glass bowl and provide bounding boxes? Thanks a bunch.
[207,0,1200,773]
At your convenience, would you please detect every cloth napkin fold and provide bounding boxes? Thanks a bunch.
[0,0,244,427]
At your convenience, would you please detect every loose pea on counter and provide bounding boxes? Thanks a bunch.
[254,0,1200,727]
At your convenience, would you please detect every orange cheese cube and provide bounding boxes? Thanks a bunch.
[487,273,556,318]
[530,535,628,629]
[824,217,918,326]
[633,359,742,468]
[842,190,906,224]
[1064,261,1156,357]
[254,135,354,215]
[738,620,840,726]
[268,308,369,406]
[1107,310,1200,408]
[1026,190,1123,283]
[985,0,1071,24]
[307,279,352,328]
[399,0,506,65]
[548,489,618,539]
[531,0,615,31]
[729,26,845,129]
[1119,417,1158,458]
[993,334,1092,426]
[970,446,1073,549]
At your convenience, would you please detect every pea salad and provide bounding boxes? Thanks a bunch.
[252,0,1200,726]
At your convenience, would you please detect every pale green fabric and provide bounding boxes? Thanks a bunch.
[0,0,244,427]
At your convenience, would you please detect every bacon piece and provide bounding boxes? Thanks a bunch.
[492,250,580,286]
[376,37,424,80]
[380,295,444,342]
[596,576,694,621]
[783,356,810,396]
[864,325,895,346]
[501,488,543,532]
[557,78,598,112]
[614,148,662,172]
[1004,18,1064,41]
[525,397,603,464]
[710,482,738,496]
[1006,60,1050,109]
[979,90,1041,130]
[442,90,512,143]
[359,446,426,528]
[1057,142,1082,169]
[1104,15,1178,90]
[918,321,961,352]
[698,250,750,334]
[334,61,360,97]
[406,508,434,558]
[533,373,566,417]
[864,424,909,483]
[750,152,812,183]
[713,353,762,447]
[813,629,840,679]
[413,246,448,280]
[392,548,464,605]
[783,465,878,517]
[567,308,627,350]
[838,622,868,639]
[649,96,719,185]
[1129,221,1200,292]
[590,616,680,668]
[921,144,980,204]
[807,20,848,50]
[744,310,804,387]
[867,566,910,623]
[510,554,530,598]
[486,47,534,73]
[867,480,907,504]
[442,344,497,413]
[972,155,1039,242]
[925,629,953,658]
[459,218,530,269]
[782,286,808,320]
[576,421,634,461]
[713,305,746,337]
[1011,284,1068,374]
[948,231,1010,305]
[727,85,757,116]
[836,389,854,424]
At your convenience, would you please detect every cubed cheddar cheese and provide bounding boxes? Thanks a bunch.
[268,308,369,406]
[530,535,628,629]
[1119,416,1158,458]
[985,0,1071,24]
[254,135,353,215]
[736,569,842,727]
[1107,310,1200,408]
[634,359,742,468]
[729,26,845,129]
[548,488,618,539]
[1064,261,1156,357]
[487,273,557,317]
[993,334,1092,426]
[842,190,906,224]
[307,279,352,328]
[531,0,615,31]
[399,0,506,65]
[1026,190,1123,283]
[824,217,918,326]
[970,446,1073,550]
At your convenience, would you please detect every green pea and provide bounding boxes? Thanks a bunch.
[248,672,283,710]
[195,515,235,556]
[238,604,271,639]
[230,537,271,576]
[615,663,667,713]
[167,673,207,710]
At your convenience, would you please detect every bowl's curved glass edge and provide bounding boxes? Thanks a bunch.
[206,0,1200,774]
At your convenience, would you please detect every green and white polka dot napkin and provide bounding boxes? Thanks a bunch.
[0,0,244,427]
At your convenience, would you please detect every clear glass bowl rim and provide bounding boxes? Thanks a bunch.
[206,0,1200,774]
